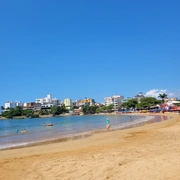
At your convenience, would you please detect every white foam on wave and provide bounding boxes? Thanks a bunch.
[111,115,154,130]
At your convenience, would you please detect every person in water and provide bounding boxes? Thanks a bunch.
[43,123,53,126]
[106,118,110,131]
[21,129,27,133]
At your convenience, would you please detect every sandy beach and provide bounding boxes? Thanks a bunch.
[0,112,180,180]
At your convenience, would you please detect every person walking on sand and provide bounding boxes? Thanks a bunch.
[106,118,110,131]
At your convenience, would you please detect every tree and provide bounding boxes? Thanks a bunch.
[137,97,161,110]
[121,99,138,110]
[39,109,49,115]
[158,93,168,104]
[50,105,69,116]
[82,105,98,114]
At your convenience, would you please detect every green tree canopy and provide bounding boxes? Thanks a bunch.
[50,105,69,115]
[121,99,138,110]
[137,97,161,110]
[82,105,98,114]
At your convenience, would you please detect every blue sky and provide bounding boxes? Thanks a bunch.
[0,0,180,105]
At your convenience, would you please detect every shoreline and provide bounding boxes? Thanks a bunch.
[0,114,164,151]
[0,111,171,120]
[0,114,171,151]
[0,112,179,180]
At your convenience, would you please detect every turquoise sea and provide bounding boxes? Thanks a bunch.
[0,114,165,150]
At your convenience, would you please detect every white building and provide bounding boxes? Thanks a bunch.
[166,100,180,106]
[36,94,60,107]
[74,100,83,107]
[104,95,124,110]
[15,101,23,107]
[5,101,23,109]
[64,98,73,110]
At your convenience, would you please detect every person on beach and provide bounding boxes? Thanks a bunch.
[106,118,110,131]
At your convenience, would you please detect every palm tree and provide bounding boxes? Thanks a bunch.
[158,93,168,104]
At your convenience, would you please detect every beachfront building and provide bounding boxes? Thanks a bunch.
[36,94,60,107]
[134,92,144,102]
[81,98,95,106]
[23,102,41,111]
[15,101,23,107]
[164,98,180,107]
[104,95,124,110]
[95,102,103,107]
[164,98,178,103]
[64,98,73,110]
[74,100,83,107]
[5,101,16,109]
[4,101,23,109]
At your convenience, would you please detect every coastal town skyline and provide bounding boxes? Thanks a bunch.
[0,1,180,111]
[2,89,180,108]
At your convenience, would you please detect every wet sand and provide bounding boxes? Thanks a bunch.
[0,112,180,180]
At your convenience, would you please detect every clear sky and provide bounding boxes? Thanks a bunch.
[0,0,180,105]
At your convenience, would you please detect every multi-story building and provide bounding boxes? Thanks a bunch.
[5,101,16,109]
[5,101,23,109]
[74,100,83,107]
[134,92,144,102]
[81,98,95,106]
[36,94,60,107]
[23,102,41,111]
[164,98,178,103]
[164,98,180,106]
[15,101,23,107]
[104,95,124,110]
[64,98,73,109]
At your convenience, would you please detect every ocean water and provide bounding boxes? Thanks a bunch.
[0,114,158,150]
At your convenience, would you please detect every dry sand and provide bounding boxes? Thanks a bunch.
[0,112,180,180]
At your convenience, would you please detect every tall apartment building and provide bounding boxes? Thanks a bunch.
[36,94,60,107]
[104,95,124,110]
[5,101,23,109]
[81,98,95,106]
[64,98,73,109]
[5,101,15,109]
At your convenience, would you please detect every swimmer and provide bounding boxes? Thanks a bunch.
[130,116,132,122]
[47,123,53,126]
[106,118,110,131]
[16,130,19,133]
[21,129,27,133]
[43,123,53,126]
